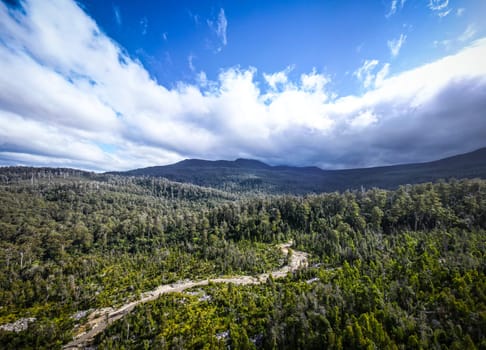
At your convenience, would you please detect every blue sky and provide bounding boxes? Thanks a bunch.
[80,0,483,95]
[0,0,485,171]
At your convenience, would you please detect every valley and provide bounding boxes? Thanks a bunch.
[0,163,485,349]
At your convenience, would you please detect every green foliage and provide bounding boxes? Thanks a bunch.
[0,167,485,348]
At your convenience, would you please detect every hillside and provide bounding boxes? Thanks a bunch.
[111,147,486,194]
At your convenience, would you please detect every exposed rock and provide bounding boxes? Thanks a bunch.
[0,317,36,332]
[216,330,229,340]
[71,309,93,321]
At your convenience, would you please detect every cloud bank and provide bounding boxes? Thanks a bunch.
[0,0,485,171]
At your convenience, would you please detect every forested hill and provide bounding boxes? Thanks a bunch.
[111,147,486,194]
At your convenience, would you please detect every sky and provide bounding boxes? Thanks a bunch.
[0,0,485,171]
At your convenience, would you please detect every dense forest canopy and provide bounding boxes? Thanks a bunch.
[0,166,484,349]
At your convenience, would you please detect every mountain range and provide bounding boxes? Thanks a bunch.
[110,147,486,194]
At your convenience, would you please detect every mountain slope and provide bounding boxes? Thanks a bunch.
[110,147,486,194]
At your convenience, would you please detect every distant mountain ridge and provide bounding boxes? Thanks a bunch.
[110,147,486,194]
[170,158,271,169]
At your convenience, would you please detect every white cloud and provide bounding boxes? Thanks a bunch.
[188,54,195,72]
[263,70,288,89]
[375,63,390,87]
[428,0,451,17]
[349,110,378,129]
[197,71,208,86]
[301,69,329,92]
[387,34,407,57]
[456,8,465,16]
[386,0,406,18]
[207,8,227,51]
[263,67,329,95]
[1,0,486,170]
[354,59,379,88]
[438,9,452,17]
[428,0,448,11]
[387,0,398,17]
[217,9,228,46]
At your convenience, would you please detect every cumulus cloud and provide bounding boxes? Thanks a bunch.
[388,34,407,57]
[0,0,485,171]
[263,66,293,90]
[301,69,329,92]
[264,71,287,90]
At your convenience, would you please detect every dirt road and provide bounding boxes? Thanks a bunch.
[63,242,308,349]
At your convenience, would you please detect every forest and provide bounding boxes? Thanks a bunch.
[0,167,484,349]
